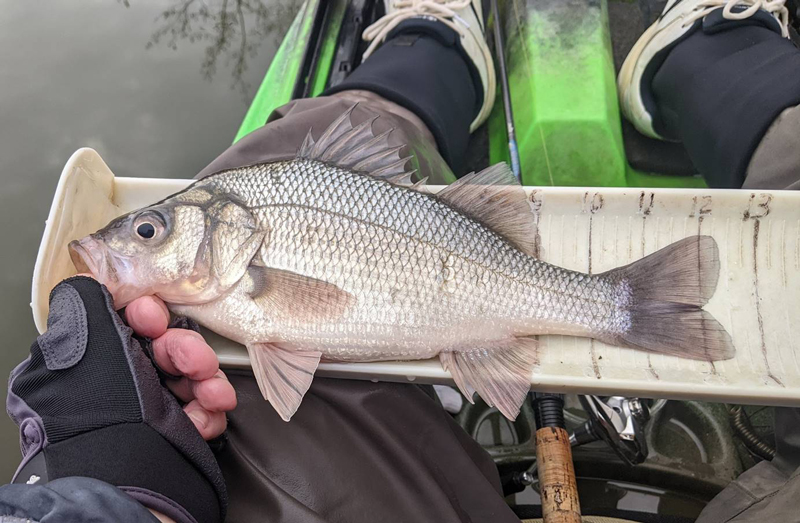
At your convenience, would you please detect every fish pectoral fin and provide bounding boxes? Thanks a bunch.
[436,164,541,258]
[246,343,322,421]
[440,338,538,421]
[247,266,354,322]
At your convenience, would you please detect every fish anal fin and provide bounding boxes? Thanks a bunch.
[295,104,418,187]
[247,266,354,322]
[440,337,538,420]
[246,343,321,421]
[437,164,539,258]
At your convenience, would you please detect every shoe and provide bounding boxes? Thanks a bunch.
[362,0,497,131]
[618,0,790,139]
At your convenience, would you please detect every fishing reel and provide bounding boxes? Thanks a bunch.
[571,395,651,465]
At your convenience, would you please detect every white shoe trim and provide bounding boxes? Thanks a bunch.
[618,0,790,139]
[362,0,496,130]
[362,0,481,59]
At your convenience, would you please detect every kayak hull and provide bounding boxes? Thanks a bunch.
[238,0,707,187]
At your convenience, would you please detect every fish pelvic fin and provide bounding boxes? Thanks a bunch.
[600,235,735,361]
[440,337,538,421]
[297,103,419,187]
[437,164,540,258]
[246,343,321,421]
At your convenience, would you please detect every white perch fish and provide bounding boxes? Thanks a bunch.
[68,107,734,421]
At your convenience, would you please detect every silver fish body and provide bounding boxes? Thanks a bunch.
[175,159,618,359]
[70,107,734,421]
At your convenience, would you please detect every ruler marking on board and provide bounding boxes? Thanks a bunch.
[627,216,633,261]
[766,220,772,270]
[699,214,717,376]
[586,196,602,380]
[721,217,742,375]
[560,214,565,267]
[795,219,800,270]
[655,216,661,249]
[752,220,784,387]
[787,308,800,375]
[739,219,745,266]
[598,214,606,265]
[781,220,787,288]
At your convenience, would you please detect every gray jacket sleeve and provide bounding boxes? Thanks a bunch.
[0,477,158,522]
[697,408,800,523]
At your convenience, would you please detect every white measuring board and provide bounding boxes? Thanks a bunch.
[32,148,800,406]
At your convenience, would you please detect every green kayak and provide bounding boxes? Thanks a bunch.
[234,0,707,188]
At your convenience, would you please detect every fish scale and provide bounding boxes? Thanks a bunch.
[193,158,622,357]
[72,107,733,421]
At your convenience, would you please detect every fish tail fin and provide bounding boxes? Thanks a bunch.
[601,235,735,361]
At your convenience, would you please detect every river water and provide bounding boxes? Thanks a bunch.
[0,0,298,478]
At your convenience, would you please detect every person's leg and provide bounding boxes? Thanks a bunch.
[200,0,495,181]
[743,104,800,189]
[621,4,800,521]
[696,407,800,523]
[618,0,800,188]
[217,372,519,523]
[196,2,514,522]
[197,93,457,184]
[325,18,485,173]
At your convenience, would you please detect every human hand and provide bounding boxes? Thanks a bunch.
[8,276,227,523]
[125,295,237,440]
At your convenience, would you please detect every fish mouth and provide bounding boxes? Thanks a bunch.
[68,236,121,290]
[68,237,103,277]
[68,236,142,308]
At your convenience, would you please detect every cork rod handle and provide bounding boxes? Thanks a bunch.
[535,426,582,523]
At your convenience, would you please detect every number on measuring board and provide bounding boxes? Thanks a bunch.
[689,196,713,218]
[582,192,604,214]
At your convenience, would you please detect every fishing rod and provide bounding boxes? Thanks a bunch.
[490,0,522,182]
[532,392,582,523]
[490,2,578,513]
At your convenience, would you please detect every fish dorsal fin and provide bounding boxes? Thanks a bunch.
[247,266,354,322]
[436,164,538,258]
[296,103,418,187]
[246,342,321,421]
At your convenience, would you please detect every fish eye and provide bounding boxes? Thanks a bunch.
[136,222,155,239]
[132,211,166,242]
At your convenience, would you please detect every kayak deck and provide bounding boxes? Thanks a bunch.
[32,148,800,407]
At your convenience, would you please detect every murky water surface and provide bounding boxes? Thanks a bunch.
[0,0,298,478]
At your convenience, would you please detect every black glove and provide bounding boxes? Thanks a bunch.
[7,276,227,523]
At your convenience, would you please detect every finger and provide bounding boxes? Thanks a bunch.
[167,371,237,412]
[194,371,238,412]
[152,329,219,380]
[125,296,170,338]
[184,400,227,440]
